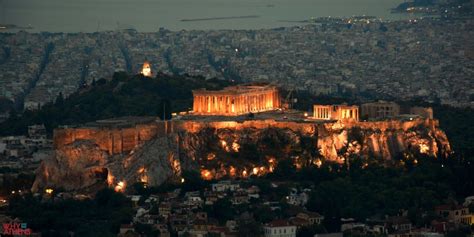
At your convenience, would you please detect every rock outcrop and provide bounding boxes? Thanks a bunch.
[32,118,452,193]
[317,119,451,162]
[32,140,109,192]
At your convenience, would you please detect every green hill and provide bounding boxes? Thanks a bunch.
[0,72,232,136]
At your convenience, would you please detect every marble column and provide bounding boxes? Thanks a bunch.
[245,95,249,113]
[199,96,202,113]
[207,96,211,113]
[195,96,199,113]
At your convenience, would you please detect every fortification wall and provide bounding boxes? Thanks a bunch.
[54,123,162,155]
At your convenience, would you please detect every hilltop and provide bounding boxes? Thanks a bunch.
[0,72,233,136]
[1,72,473,157]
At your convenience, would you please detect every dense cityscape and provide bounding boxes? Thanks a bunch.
[0,15,473,114]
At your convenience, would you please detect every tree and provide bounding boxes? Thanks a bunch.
[254,205,274,223]
[7,188,134,236]
[55,92,64,107]
[207,198,234,225]
[0,97,13,113]
[296,224,326,237]
[273,159,296,179]
[239,143,260,162]
[237,219,263,237]
[181,170,206,192]
[131,182,148,195]
[0,72,232,137]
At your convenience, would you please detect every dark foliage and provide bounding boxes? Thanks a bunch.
[0,72,232,136]
[300,157,473,223]
[7,188,134,236]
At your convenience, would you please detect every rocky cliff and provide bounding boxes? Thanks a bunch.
[32,118,451,193]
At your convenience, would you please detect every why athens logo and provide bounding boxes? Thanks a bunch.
[2,222,32,236]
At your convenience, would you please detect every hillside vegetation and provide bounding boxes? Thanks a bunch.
[0,72,232,136]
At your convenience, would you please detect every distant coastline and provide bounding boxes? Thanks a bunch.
[1,0,414,32]
[0,24,33,30]
[181,15,260,22]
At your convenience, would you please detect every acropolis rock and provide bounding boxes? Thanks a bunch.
[32,116,452,193]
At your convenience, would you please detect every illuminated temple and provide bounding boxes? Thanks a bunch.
[192,84,281,116]
[313,104,359,121]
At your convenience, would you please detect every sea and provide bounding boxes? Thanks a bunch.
[1,0,410,32]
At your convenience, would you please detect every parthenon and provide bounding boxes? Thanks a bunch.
[192,84,281,116]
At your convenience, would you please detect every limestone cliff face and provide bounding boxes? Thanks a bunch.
[32,135,186,193]
[32,118,452,193]
[317,119,451,162]
[32,140,109,192]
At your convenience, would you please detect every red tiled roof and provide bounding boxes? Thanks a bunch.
[435,204,465,211]
[289,217,310,226]
[266,220,293,227]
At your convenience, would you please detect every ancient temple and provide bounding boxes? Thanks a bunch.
[192,84,281,116]
[313,104,359,121]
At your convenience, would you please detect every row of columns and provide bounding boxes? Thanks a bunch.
[313,105,359,121]
[193,89,280,115]
[340,108,359,120]
[314,106,331,120]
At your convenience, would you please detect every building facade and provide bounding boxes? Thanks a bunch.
[141,61,152,77]
[313,104,359,121]
[435,204,473,226]
[211,180,240,192]
[264,220,297,237]
[361,101,400,120]
[192,85,280,116]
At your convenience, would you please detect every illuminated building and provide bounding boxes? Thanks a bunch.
[313,104,359,121]
[192,84,280,116]
[141,61,152,77]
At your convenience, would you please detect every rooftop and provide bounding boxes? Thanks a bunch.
[266,219,295,228]
[434,204,466,211]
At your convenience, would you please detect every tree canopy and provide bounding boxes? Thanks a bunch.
[0,72,232,136]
